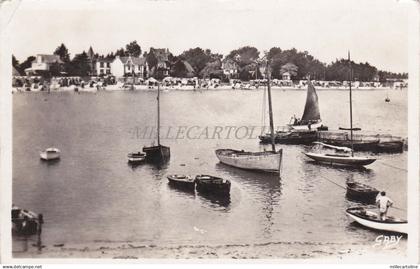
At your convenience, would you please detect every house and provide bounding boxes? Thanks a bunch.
[150,48,171,77]
[110,55,148,78]
[95,58,113,76]
[25,54,63,75]
[221,58,239,78]
[281,72,291,81]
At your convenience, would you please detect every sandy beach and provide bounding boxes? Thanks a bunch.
[13,240,406,261]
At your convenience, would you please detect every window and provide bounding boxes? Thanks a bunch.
[100,62,104,68]
[100,69,104,74]
[107,62,110,68]
[106,70,111,74]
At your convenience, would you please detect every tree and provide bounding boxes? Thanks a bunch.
[179,47,212,77]
[200,59,223,79]
[115,48,126,57]
[54,43,70,63]
[146,49,158,74]
[19,56,36,74]
[68,51,91,76]
[125,40,141,57]
[280,63,298,78]
[226,46,260,67]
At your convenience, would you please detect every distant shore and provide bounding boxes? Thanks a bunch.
[12,85,399,93]
[13,240,406,261]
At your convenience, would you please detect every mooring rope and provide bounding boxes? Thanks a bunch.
[318,174,407,212]
[377,160,407,172]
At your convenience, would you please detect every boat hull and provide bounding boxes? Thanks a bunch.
[304,152,376,166]
[40,150,60,161]
[215,149,282,173]
[290,121,323,131]
[259,130,317,145]
[319,139,379,151]
[346,182,379,203]
[167,175,195,190]
[195,175,231,195]
[143,145,170,163]
[346,207,407,234]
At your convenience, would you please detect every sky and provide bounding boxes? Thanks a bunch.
[4,0,412,72]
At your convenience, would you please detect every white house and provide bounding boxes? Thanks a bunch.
[282,72,291,81]
[95,58,113,76]
[25,54,63,75]
[110,56,148,78]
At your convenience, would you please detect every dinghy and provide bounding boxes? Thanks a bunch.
[40,148,60,160]
[346,182,379,203]
[127,152,146,163]
[167,174,195,190]
[195,175,231,195]
[346,207,407,234]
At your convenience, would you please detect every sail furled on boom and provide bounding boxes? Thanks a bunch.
[301,80,321,123]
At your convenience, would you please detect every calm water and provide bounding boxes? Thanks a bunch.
[13,88,407,251]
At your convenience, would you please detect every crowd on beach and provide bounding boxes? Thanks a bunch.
[12,75,407,93]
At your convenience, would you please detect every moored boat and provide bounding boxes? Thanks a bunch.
[259,129,317,145]
[127,151,146,163]
[215,149,282,173]
[12,205,43,235]
[346,207,407,234]
[195,174,231,195]
[304,152,376,167]
[167,174,195,189]
[216,56,283,174]
[346,182,379,203]
[40,148,60,160]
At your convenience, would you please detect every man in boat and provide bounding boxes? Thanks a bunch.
[375,191,394,221]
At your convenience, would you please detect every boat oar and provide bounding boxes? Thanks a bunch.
[319,174,346,190]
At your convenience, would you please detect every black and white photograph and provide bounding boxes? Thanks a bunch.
[0,0,419,265]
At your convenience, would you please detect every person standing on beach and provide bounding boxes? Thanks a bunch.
[375,191,393,221]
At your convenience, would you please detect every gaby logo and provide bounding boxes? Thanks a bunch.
[373,235,403,248]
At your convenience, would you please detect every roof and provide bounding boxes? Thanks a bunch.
[96,58,114,63]
[151,48,169,62]
[12,66,21,76]
[35,54,63,64]
[116,56,147,65]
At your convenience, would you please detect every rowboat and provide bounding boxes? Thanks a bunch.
[304,152,376,166]
[195,175,231,195]
[167,174,195,190]
[215,149,282,173]
[346,182,379,203]
[346,207,407,234]
[127,152,146,163]
[40,148,60,160]
[12,205,42,235]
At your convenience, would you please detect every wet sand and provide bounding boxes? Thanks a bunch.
[13,240,406,261]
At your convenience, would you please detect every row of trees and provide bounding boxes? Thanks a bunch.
[13,41,408,82]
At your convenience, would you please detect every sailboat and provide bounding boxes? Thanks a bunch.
[304,52,376,167]
[289,80,323,130]
[143,82,171,163]
[216,59,283,174]
[259,79,322,145]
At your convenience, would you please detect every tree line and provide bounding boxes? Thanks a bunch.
[12,41,408,82]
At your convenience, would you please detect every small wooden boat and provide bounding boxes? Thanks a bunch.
[195,175,231,195]
[346,207,407,234]
[143,145,170,163]
[40,148,60,160]
[11,205,42,235]
[320,138,380,151]
[304,152,376,166]
[376,141,404,153]
[215,149,282,173]
[346,182,379,203]
[127,152,146,163]
[167,174,195,189]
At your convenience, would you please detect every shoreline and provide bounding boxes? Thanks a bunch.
[12,240,407,261]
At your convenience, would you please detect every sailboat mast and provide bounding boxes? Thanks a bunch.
[266,60,276,152]
[348,51,354,156]
[157,82,161,146]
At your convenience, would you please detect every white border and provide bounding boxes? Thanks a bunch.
[0,0,419,265]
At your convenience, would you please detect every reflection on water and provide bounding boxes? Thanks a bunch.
[12,90,407,252]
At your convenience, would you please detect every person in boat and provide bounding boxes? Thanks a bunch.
[375,191,394,221]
